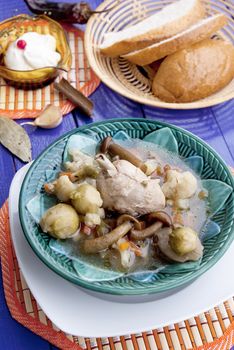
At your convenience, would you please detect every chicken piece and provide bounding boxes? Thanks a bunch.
[162,170,197,199]
[96,156,165,216]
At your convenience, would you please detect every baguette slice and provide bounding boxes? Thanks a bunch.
[123,14,228,66]
[100,0,205,57]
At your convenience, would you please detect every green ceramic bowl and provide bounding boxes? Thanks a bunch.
[19,119,234,295]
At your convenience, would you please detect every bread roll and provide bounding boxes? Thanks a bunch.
[100,0,205,57]
[123,14,227,66]
[152,39,234,103]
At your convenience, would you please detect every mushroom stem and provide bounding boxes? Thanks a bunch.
[100,136,112,153]
[83,221,133,254]
[147,211,172,227]
[130,221,163,241]
[117,214,143,230]
[109,143,147,173]
[100,137,147,173]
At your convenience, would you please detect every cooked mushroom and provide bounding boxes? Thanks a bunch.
[117,214,142,230]
[130,221,163,241]
[82,221,133,254]
[100,137,147,173]
[147,211,172,227]
[100,136,112,153]
[156,227,203,262]
[130,211,172,240]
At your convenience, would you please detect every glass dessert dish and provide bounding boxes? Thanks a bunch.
[0,14,72,89]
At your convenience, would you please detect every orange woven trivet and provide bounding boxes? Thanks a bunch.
[0,25,100,120]
[0,201,234,350]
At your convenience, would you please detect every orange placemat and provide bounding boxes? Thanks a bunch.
[0,201,234,350]
[0,25,100,119]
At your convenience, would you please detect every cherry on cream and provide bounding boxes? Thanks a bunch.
[17,39,27,50]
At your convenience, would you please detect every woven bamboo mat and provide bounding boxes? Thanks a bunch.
[0,202,234,350]
[0,25,100,119]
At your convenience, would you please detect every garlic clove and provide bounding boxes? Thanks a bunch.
[21,104,63,129]
[34,104,63,129]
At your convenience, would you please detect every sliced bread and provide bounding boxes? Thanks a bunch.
[123,14,228,66]
[99,0,205,57]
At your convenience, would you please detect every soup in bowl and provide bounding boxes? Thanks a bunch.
[19,119,234,295]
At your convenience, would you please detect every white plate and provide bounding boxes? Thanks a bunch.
[9,164,234,338]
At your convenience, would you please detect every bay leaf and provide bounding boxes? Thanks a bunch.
[0,116,32,162]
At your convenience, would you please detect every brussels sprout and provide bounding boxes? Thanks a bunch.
[70,183,103,215]
[156,227,203,262]
[169,227,198,256]
[40,203,79,239]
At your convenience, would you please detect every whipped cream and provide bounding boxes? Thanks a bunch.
[4,32,61,71]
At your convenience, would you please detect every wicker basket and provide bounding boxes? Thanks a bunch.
[85,0,234,109]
